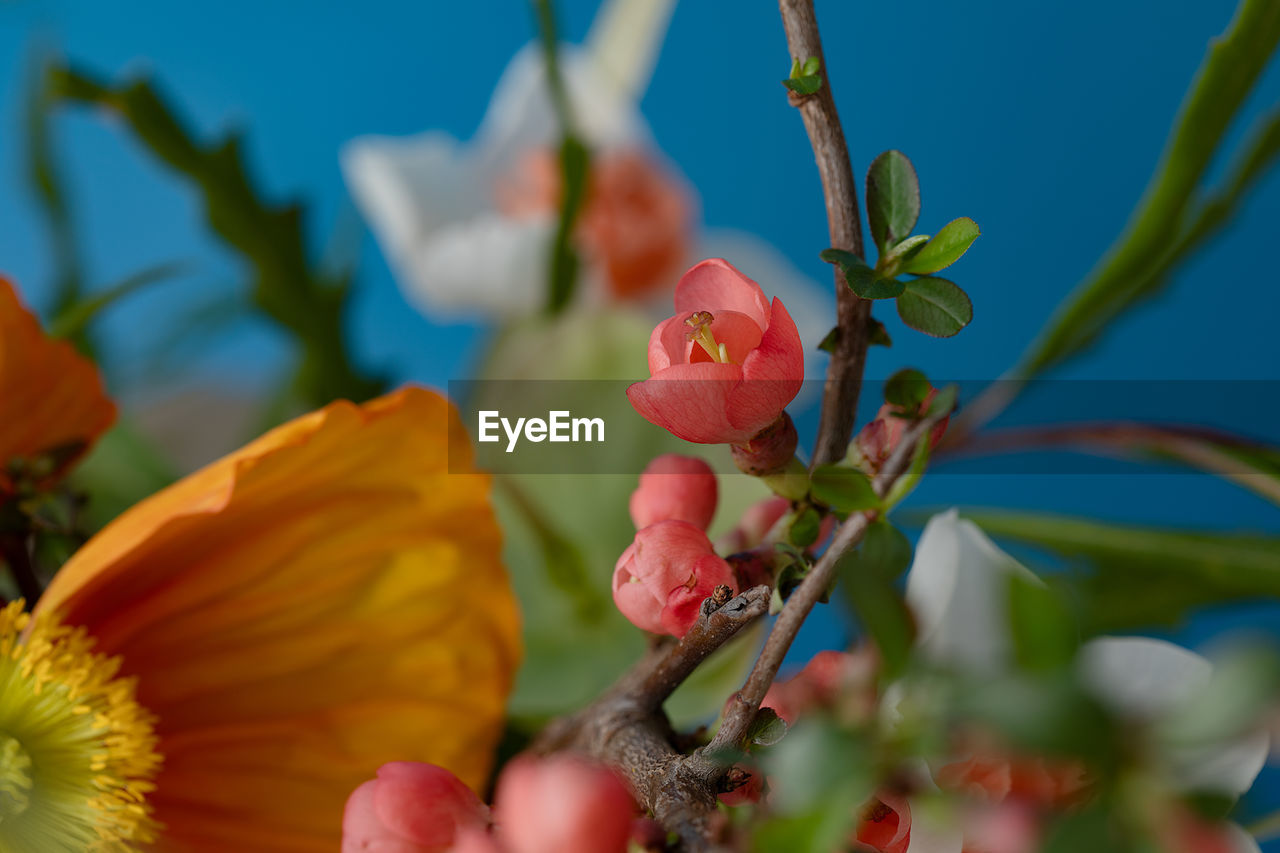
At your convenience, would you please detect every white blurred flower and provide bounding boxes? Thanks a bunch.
[341,0,833,349]
[896,510,1270,851]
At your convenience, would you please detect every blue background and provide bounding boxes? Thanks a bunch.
[1,0,1277,838]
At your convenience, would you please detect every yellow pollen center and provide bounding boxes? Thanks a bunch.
[684,311,731,364]
[0,601,162,852]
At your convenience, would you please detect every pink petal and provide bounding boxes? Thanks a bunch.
[674,258,770,330]
[648,314,689,373]
[728,297,804,435]
[627,361,753,444]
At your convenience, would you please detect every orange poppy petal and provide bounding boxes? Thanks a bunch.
[38,386,521,851]
[0,277,115,488]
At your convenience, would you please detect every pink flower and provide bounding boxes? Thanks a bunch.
[627,259,804,444]
[629,453,719,530]
[613,520,738,637]
[856,388,950,473]
[494,755,635,853]
[853,793,912,853]
[343,762,488,853]
[762,649,877,724]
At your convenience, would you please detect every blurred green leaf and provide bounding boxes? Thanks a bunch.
[810,465,879,512]
[1017,0,1280,377]
[1007,573,1079,672]
[69,420,178,530]
[1160,645,1280,746]
[900,217,980,275]
[838,521,915,679]
[866,150,920,253]
[49,65,384,407]
[896,277,973,337]
[867,318,893,348]
[884,367,930,410]
[788,507,822,548]
[49,260,190,341]
[960,509,1280,631]
[760,718,870,847]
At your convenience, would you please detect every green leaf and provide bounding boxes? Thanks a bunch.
[1007,573,1079,673]
[867,318,892,348]
[761,718,870,822]
[819,249,904,299]
[48,65,385,407]
[895,277,973,337]
[802,56,821,76]
[865,150,920,253]
[838,522,915,679]
[900,217,980,274]
[49,260,190,340]
[746,707,790,748]
[817,325,839,354]
[810,465,880,512]
[884,368,930,410]
[546,135,589,314]
[788,507,822,548]
[783,75,823,96]
[959,509,1280,632]
[1015,0,1280,377]
[926,384,958,419]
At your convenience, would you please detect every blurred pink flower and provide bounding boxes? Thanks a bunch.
[342,762,488,853]
[493,755,635,853]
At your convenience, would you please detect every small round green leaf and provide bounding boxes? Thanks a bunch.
[819,249,904,299]
[900,217,980,275]
[884,368,930,409]
[896,277,973,337]
[866,150,920,253]
[810,465,879,512]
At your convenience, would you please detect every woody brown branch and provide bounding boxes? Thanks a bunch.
[779,0,871,468]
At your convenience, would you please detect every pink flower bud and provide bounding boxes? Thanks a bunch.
[725,496,791,552]
[494,755,635,853]
[855,388,950,473]
[627,259,804,445]
[629,454,719,531]
[612,520,738,637]
[343,762,488,853]
[450,829,503,853]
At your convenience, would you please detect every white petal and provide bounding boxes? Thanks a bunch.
[407,213,553,317]
[475,44,649,175]
[1079,637,1269,796]
[1225,823,1262,853]
[341,131,480,269]
[586,0,676,104]
[905,510,1040,673]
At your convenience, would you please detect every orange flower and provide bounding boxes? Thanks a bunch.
[6,387,520,851]
[0,277,115,494]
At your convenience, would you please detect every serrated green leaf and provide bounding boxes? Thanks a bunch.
[959,509,1280,632]
[810,465,879,512]
[866,150,920,253]
[896,277,972,337]
[900,217,980,274]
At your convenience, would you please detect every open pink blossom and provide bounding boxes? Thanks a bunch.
[613,519,737,637]
[629,453,719,530]
[343,762,488,853]
[494,755,635,853]
[854,793,912,853]
[627,258,804,444]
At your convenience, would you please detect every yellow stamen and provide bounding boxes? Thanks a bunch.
[0,601,161,851]
[684,311,732,364]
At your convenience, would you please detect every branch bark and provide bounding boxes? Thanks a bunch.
[779,0,870,468]
[711,412,946,753]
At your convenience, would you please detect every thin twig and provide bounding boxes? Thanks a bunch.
[778,0,870,468]
[710,413,946,753]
